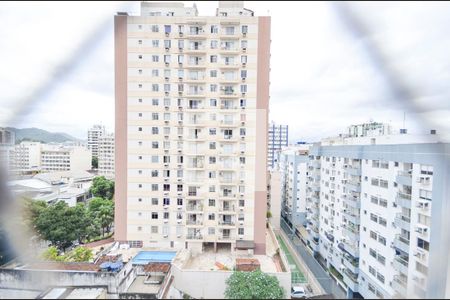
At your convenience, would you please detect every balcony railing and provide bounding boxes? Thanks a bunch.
[186,234,203,240]
[186,220,203,225]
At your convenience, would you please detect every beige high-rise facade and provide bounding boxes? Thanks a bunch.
[114,1,270,254]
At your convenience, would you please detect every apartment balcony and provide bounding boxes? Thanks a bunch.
[219,164,237,171]
[184,177,205,184]
[343,268,359,291]
[186,91,205,97]
[186,234,203,240]
[396,170,412,186]
[392,255,409,275]
[219,77,240,84]
[344,196,361,209]
[186,31,207,39]
[391,275,407,297]
[308,236,320,252]
[394,213,411,231]
[345,181,361,193]
[218,234,236,240]
[340,241,359,258]
[186,204,204,212]
[185,135,206,141]
[219,63,240,69]
[219,135,239,142]
[218,220,236,226]
[185,163,204,170]
[395,192,412,209]
[184,46,207,54]
[311,160,321,168]
[219,32,240,40]
[342,225,359,242]
[184,77,206,84]
[186,62,206,69]
[219,119,240,127]
[343,254,359,274]
[345,165,362,176]
[219,46,240,54]
[342,209,360,225]
[325,231,334,243]
[219,205,236,212]
[393,234,410,253]
[186,220,203,226]
[219,91,240,98]
[185,119,206,127]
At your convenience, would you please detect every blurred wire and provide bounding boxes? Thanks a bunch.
[331,1,448,137]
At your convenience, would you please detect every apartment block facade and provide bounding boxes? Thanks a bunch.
[268,122,288,168]
[40,145,92,172]
[114,1,270,254]
[98,133,115,178]
[298,133,450,299]
[88,125,106,158]
[274,146,309,229]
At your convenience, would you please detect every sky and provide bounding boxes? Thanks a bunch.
[0,1,449,142]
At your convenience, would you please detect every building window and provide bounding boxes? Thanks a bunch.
[238,228,244,235]
[151,184,158,191]
[151,226,158,233]
[152,198,158,205]
[417,238,429,251]
[209,199,215,207]
[152,55,159,62]
[208,213,215,220]
[208,227,215,235]
[210,40,218,49]
[242,25,248,34]
[210,55,217,63]
[152,40,159,47]
[151,25,159,32]
[152,212,158,219]
[210,70,217,77]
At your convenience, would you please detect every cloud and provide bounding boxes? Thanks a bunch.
[0,1,449,143]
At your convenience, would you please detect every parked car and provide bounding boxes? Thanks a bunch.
[291,286,306,299]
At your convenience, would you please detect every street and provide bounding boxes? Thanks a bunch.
[281,219,347,299]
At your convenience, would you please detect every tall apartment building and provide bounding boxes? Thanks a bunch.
[274,146,309,230]
[296,129,450,299]
[0,128,15,170]
[0,128,15,145]
[98,133,115,178]
[114,1,270,254]
[88,125,106,158]
[268,122,288,168]
[40,145,92,173]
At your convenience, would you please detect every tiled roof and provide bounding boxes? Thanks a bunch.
[143,263,171,273]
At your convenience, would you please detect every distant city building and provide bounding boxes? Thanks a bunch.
[272,145,310,231]
[87,125,106,158]
[98,133,115,178]
[268,122,288,168]
[347,121,392,138]
[0,128,15,145]
[279,125,449,299]
[10,141,42,171]
[40,144,92,173]
[114,1,271,253]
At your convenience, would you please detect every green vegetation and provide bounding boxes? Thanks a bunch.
[266,210,272,219]
[276,235,307,283]
[92,156,98,169]
[23,192,114,251]
[329,264,344,282]
[90,176,115,200]
[42,245,93,262]
[225,270,285,299]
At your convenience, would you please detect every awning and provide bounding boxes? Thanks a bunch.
[236,240,255,249]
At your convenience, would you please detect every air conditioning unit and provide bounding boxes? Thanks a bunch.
[164,206,169,210]
[240,207,244,211]
[177,219,182,224]
[415,226,428,235]
[239,221,244,225]
[164,220,168,224]
[165,47,170,51]
[177,234,182,238]
[163,234,168,238]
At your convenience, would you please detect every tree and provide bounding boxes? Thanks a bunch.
[22,198,47,229]
[41,246,65,262]
[225,270,285,299]
[90,176,115,200]
[34,201,91,251]
[42,246,93,262]
[88,197,114,236]
[92,156,98,169]
[65,246,93,262]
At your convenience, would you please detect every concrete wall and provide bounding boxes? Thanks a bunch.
[269,170,281,230]
[0,261,135,295]
[171,263,290,299]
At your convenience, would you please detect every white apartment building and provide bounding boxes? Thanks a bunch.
[298,129,450,299]
[98,133,115,178]
[88,125,106,158]
[40,145,92,173]
[268,122,288,168]
[10,141,42,171]
[273,146,309,231]
[114,1,270,254]
[0,128,15,145]
[0,128,15,171]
